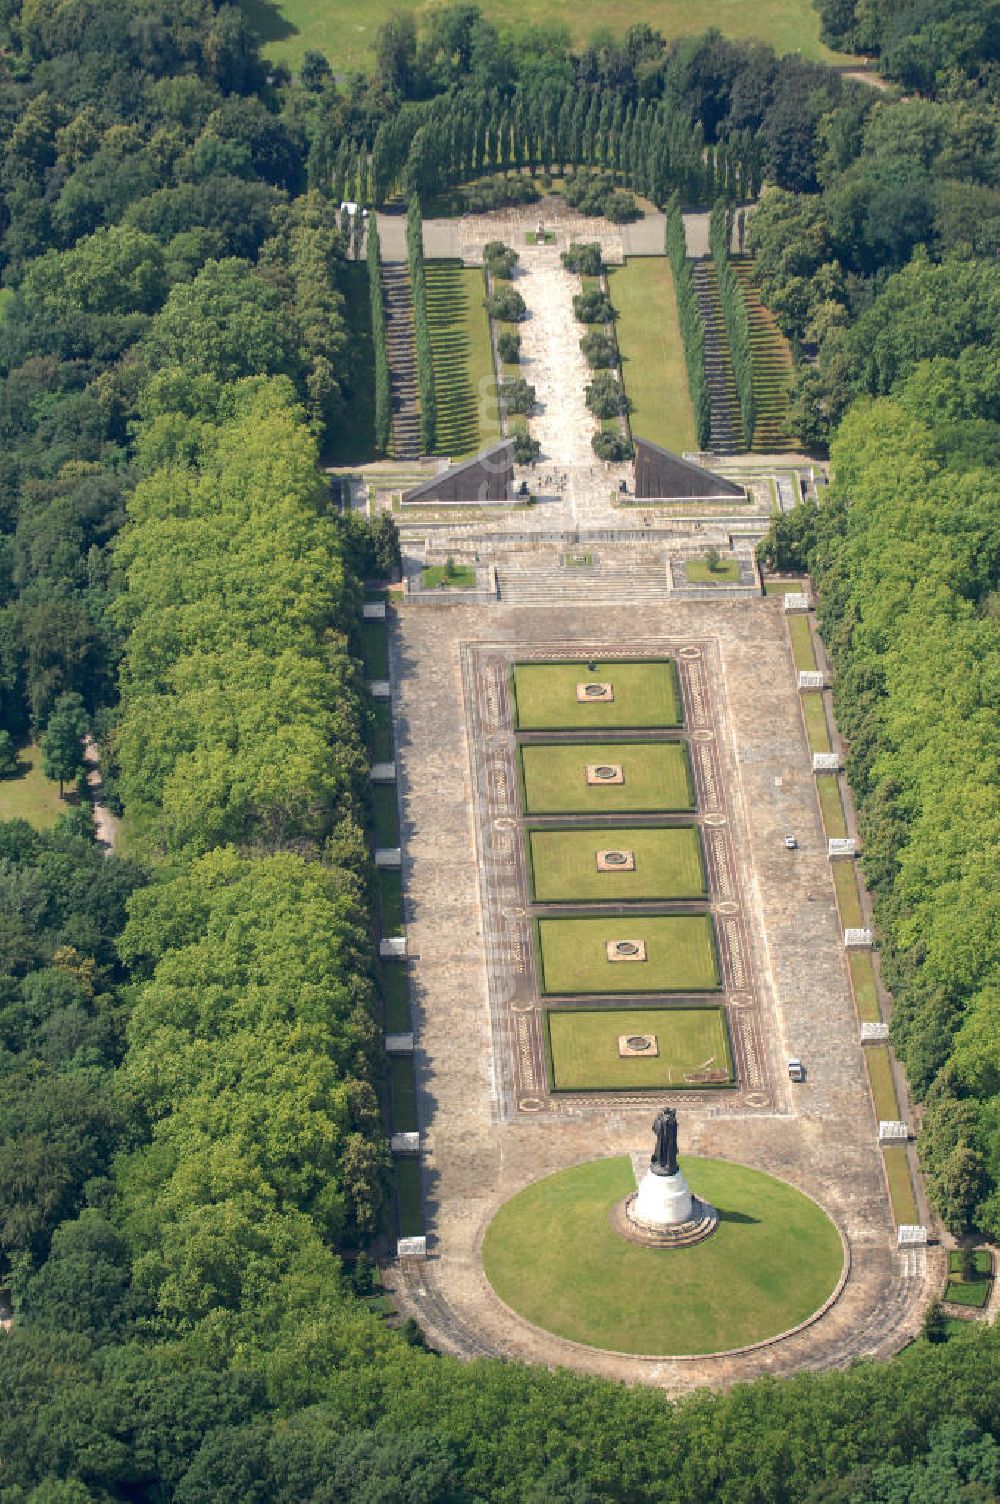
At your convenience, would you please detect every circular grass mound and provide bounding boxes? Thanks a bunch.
[482,1156,844,1356]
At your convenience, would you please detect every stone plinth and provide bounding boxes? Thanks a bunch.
[617,1164,719,1248]
[386,1032,414,1054]
[784,592,810,612]
[391,1131,420,1153]
[607,939,646,962]
[813,752,841,772]
[363,601,386,619]
[371,761,396,782]
[369,679,392,698]
[897,1225,928,1247]
[576,681,614,702]
[845,928,873,948]
[597,848,635,871]
[828,838,857,858]
[586,763,624,785]
[375,847,402,867]
[861,1021,889,1042]
[879,1120,909,1143]
[397,1235,427,1260]
[633,1167,694,1227]
[798,670,825,689]
[618,1033,658,1057]
[380,936,406,958]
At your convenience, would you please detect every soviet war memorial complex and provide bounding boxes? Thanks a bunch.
[1,0,998,1497]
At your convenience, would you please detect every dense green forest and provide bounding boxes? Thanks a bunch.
[0,1,997,1497]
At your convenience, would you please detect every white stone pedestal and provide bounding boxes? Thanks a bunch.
[632,1168,694,1229]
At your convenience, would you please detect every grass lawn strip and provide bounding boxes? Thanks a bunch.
[513,660,681,730]
[426,261,500,457]
[362,621,389,678]
[383,965,410,1033]
[390,1055,418,1132]
[520,741,694,814]
[816,775,848,839]
[483,1156,844,1356]
[788,614,817,671]
[0,745,69,830]
[609,258,696,453]
[378,868,404,936]
[394,1156,424,1236]
[528,825,706,902]
[685,558,740,584]
[866,1044,900,1122]
[546,1006,730,1089]
[832,861,864,930]
[882,1145,918,1226]
[370,700,393,762]
[538,914,719,994]
[802,692,831,752]
[372,784,399,847]
[848,951,881,1023]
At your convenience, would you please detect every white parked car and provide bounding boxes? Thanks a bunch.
[784,835,797,849]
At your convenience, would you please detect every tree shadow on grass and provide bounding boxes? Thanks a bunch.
[241,0,296,45]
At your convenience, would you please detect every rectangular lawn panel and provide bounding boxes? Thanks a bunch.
[394,1156,424,1237]
[426,261,500,458]
[372,784,399,847]
[538,914,719,994]
[802,692,831,752]
[513,659,681,730]
[382,965,410,1033]
[816,775,848,839]
[528,825,706,902]
[848,951,881,1023]
[361,621,389,679]
[866,1045,900,1122]
[520,741,693,814]
[390,1055,418,1133]
[608,258,696,453]
[788,614,817,671]
[832,861,864,930]
[369,699,393,762]
[546,1006,732,1090]
[882,1145,918,1226]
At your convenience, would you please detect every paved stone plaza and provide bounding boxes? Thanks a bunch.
[383,596,934,1387]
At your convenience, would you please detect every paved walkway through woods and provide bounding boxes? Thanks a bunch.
[84,737,118,852]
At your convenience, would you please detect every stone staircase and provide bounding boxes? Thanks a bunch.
[381,262,421,460]
[692,259,744,456]
[495,556,670,605]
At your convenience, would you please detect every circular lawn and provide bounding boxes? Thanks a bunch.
[482,1156,844,1356]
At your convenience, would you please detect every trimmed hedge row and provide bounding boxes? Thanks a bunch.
[710,201,756,448]
[406,196,436,455]
[368,217,391,455]
[665,193,711,449]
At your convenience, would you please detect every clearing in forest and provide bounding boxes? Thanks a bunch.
[245,0,852,74]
